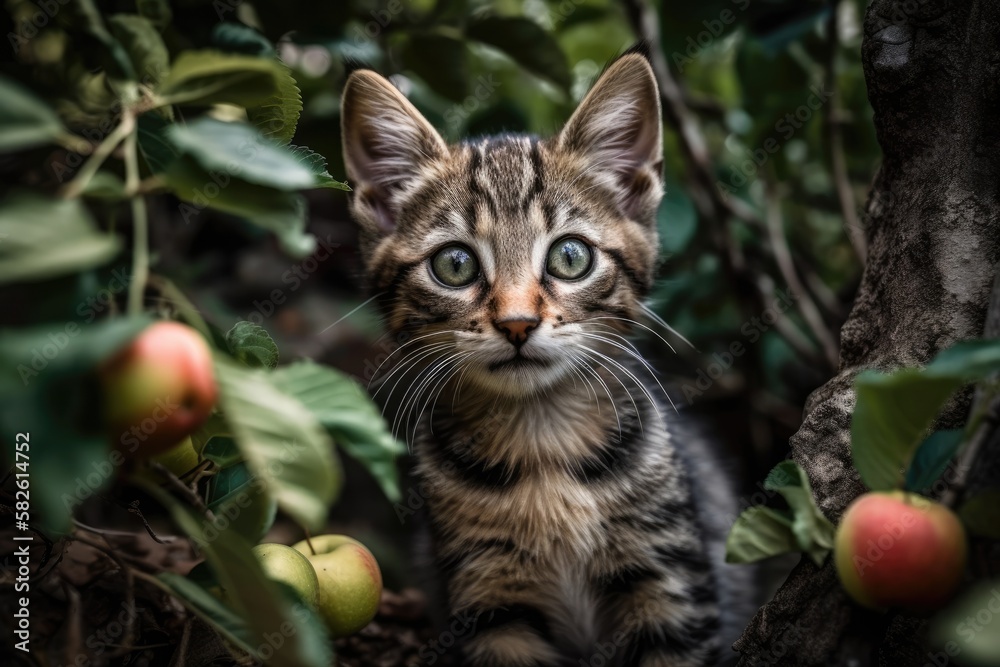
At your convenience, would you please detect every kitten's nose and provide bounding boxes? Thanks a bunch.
[494,317,540,348]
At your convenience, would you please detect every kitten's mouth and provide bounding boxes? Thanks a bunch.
[488,355,551,372]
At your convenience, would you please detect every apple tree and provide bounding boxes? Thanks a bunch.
[0,3,403,665]
[714,0,1000,663]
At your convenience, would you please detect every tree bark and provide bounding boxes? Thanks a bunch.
[734,1,1000,664]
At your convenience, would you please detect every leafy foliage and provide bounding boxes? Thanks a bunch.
[851,340,1000,491]
[226,321,280,369]
[0,194,120,284]
[271,361,406,502]
[0,5,392,662]
[0,77,68,151]
[726,461,835,566]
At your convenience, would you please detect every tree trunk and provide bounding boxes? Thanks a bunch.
[733,0,1000,664]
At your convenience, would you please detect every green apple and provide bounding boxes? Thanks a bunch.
[834,491,967,611]
[292,535,382,637]
[253,543,320,608]
[137,436,201,484]
[101,321,218,457]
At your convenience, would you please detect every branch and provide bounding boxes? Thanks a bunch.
[823,5,868,264]
[621,0,837,374]
[765,183,840,368]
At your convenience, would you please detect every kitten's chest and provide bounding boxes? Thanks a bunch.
[416,427,636,558]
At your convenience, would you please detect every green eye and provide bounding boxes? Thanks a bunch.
[431,245,480,287]
[546,238,593,280]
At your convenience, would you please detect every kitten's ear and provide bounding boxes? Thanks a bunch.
[557,53,663,219]
[341,70,448,233]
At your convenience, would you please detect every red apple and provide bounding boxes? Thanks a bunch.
[101,322,217,457]
[834,491,967,611]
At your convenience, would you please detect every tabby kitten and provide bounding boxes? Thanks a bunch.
[343,50,742,667]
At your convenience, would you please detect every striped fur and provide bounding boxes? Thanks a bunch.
[344,52,730,666]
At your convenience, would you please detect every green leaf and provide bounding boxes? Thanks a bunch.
[107,14,170,87]
[81,171,127,200]
[402,33,469,103]
[137,112,180,174]
[725,506,799,564]
[763,461,835,565]
[287,146,351,191]
[904,429,964,493]
[205,461,278,543]
[136,0,172,30]
[142,484,333,667]
[166,118,343,191]
[0,316,151,534]
[270,361,404,502]
[931,580,1000,666]
[226,321,280,369]
[69,0,137,81]
[214,358,342,530]
[154,572,259,654]
[725,461,834,566]
[0,194,120,285]
[211,22,277,58]
[202,436,243,469]
[0,76,67,152]
[156,51,287,107]
[959,490,1000,539]
[851,340,1000,491]
[161,157,315,258]
[247,63,303,145]
[203,24,299,144]
[466,17,571,90]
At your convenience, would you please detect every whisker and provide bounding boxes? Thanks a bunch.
[393,354,458,439]
[639,302,697,352]
[590,316,677,354]
[367,330,458,389]
[575,332,677,415]
[582,344,665,422]
[318,292,384,334]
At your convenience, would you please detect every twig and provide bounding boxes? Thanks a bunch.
[754,274,824,365]
[71,533,151,569]
[824,4,868,264]
[945,262,1000,506]
[59,113,136,199]
[169,619,193,667]
[74,517,176,545]
[147,464,213,517]
[68,534,138,658]
[620,0,816,353]
[123,118,149,316]
[942,400,999,508]
[764,183,840,369]
[622,0,854,368]
[127,498,176,544]
[61,579,83,667]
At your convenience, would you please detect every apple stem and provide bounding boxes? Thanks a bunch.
[303,531,316,556]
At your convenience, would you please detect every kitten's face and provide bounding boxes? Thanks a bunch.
[343,54,663,397]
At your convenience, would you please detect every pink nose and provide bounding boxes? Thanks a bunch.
[494,318,540,347]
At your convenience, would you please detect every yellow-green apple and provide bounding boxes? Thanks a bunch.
[834,491,967,610]
[252,543,320,608]
[292,535,382,637]
[137,436,201,484]
[101,321,217,457]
